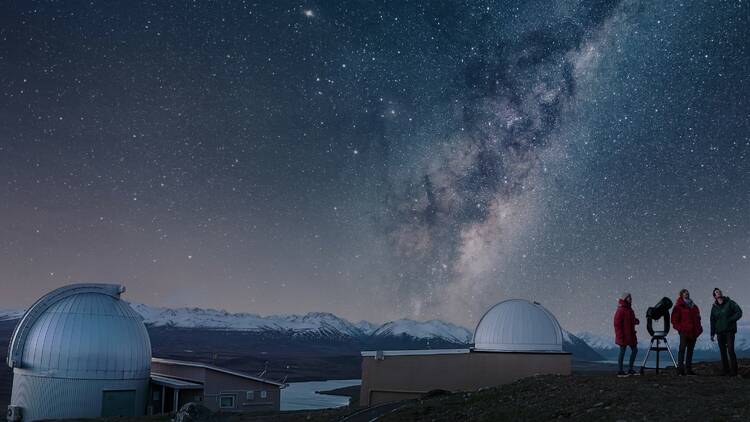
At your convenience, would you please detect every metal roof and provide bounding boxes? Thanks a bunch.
[152,358,285,387]
[151,373,204,389]
[7,283,152,379]
[472,299,564,352]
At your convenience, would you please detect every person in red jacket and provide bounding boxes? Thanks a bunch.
[614,292,639,376]
[671,289,703,375]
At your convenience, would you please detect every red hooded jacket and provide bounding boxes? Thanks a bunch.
[614,299,639,347]
[671,297,703,339]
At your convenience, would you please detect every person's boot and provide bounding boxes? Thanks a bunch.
[677,366,686,376]
[617,370,628,377]
[627,369,638,376]
[686,368,697,376]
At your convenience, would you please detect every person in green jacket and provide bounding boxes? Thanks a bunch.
[710,288,743,376]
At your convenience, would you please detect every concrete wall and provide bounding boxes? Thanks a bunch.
[10,372,148,421]
[360,351,571,406]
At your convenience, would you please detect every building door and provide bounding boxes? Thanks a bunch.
[102,390,137,416]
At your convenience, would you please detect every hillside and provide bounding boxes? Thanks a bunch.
[375,360,750,421]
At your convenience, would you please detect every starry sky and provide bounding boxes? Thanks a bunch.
[1,0,748,334]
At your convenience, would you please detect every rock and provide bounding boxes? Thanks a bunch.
[175,402,213,422]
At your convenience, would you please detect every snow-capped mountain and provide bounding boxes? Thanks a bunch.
[371,319,472,344]
[130,302,472,341]
[575,332,619,352]
[0,309,24,321]
[131,303,365,337]
[3,302,472,343]
[0,303,601,359]
[114,304,602,357]
[355,320,379,335]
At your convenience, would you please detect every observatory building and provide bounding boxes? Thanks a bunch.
[6,284,152,421]
[359,299,571,406]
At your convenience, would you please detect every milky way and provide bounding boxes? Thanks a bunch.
[385,1,638,322]
[1,0,748,333]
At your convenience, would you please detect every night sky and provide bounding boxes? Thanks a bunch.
[1,0,748,334]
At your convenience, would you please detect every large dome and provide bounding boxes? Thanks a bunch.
[472,299,563,352]
[7,283,151,379]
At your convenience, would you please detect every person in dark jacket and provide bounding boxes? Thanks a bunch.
[671,289,702,375]
[710,288,743,376]
[614,292,639,376]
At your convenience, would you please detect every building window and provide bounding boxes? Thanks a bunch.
[246,390,254,400]
[153,391,160,401]
[260,390,268,399]
[219,395,235,409]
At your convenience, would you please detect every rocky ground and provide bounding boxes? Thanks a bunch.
[377,360,750,422]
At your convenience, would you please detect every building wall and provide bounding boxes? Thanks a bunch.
[203,369,280,412]
[179,388,204,408]
[10,372,148,421]
[146,385,204,415]
[149,362,280,413]
[360,351,571,406]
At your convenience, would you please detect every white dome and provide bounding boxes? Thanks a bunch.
[7,283,151,379]
[472,299,563,352]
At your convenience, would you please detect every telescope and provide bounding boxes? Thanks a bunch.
[646,297,673,337]
[639,297,678,374]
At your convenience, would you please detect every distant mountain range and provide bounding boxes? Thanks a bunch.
[0,310,23,321]
[576,321,750,360]
[1,303,602,360]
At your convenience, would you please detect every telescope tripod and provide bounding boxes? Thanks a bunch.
[639,334,678,374]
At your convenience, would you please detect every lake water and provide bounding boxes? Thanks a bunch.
[281,379,361,411]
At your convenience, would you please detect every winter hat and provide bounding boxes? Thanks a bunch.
[621,292,631,300]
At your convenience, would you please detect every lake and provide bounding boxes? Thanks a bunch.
[281,379,361,411]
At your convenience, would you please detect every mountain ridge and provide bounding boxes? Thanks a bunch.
[0,303,602,360]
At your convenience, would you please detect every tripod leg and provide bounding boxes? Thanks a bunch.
[656,338,661,374]
[639,338,653,374]
[663,337,679,372]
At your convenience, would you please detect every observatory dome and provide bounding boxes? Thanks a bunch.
[8,284,152,421]
[8,283,151,379]
[472,299,563,352]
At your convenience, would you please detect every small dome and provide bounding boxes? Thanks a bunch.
[8,283,151,379]
[472,299,563,352]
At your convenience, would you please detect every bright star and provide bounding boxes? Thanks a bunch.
[303,9,314,18]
